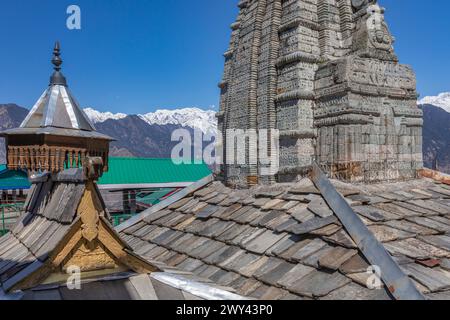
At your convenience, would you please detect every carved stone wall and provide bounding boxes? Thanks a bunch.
[218,0,423,187]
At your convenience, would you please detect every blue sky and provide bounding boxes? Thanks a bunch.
[0,0,448,114]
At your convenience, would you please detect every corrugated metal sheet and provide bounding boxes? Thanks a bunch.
[99,158,212,186]
[0,158,211,190]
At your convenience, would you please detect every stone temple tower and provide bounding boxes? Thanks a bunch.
[217,0,423,187]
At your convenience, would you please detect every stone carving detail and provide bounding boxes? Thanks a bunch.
[218,0,423,186]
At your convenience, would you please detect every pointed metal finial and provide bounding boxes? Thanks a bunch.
[52,41,62,71]
[50,41,67,86]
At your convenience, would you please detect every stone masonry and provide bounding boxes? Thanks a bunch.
[217,0,423,187]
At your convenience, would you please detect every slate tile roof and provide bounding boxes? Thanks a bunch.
[118,177,450,300]
[0,169,245,300]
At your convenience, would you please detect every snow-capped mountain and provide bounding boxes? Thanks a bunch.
[419,92,450,113]
[83,107,218,134]
[83,108,128,123]
[139,108,217,134]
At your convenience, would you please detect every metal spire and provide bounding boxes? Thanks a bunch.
[50,41,67,86]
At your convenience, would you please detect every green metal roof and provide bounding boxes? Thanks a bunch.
[137,188,176,206]
[0,158,211,190]
[0,165,31,190]
[99,158,211,186]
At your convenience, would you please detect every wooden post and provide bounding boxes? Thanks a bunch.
[130,190,137,214]
[122,190,130,214]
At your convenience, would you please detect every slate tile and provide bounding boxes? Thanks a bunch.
[368,225,415,242]
[199,220,235,238]
[402,263,450,292]
[165,253,188,267]
[384,220,439,236]
[204,246,242,265]
[275,218,298,232]
[176,258,204,273]
[276,264,315,289]
[221,252,261,274]
[213,203,242,219]
[287,270,351,298]
[395,201,439,216]
[168,197,193,210]
[190,239,225,260]
[216,224,252,243]
[375,203,422,218]
[232,227,265,247]
[406,216,450,233]
[426,291,450,300]
[122,221,146,235]
[181,219,207,234]
[347,194,371,205]
[176,199,200,213]
[429,215,450,226]
[252,197,274,208]
[217,195,240,207]
[194,186,216,198]
[206,194,228,205]
[254,190,284,199]
[353,206,400,222]
[154,211,183,226]
[279,239,313,261]
[290,207,315,223]
[265,214,292,230]
[253,257,284,279]
[196,205,220,219]
[141,227,170,242]
[289,185,320,195]
[171,213,196,229]
[324,230,357,249]
[310,224,341,237]
[200,191,219,202]
[255,210,285,228]
[165,213,194,228]
[243,230,286,254]
[288,216,338,235]
[408,200,450,215]
[419,235,450,251]
[321,282,391,300]
[302,244,334,268]
[188,202,209,215]
[308,200,333,218]
[217,272,242,287]
[261,199,285,211]
[197,265,222,279]
[292,238,327,261]
[440,259,450,271]
[238,256,270,278]
[339,254,370,274]
[218,249,246,270]
[384,238,450,259]
[247,283,272,299]
[258,261,296,286]
[282,194,310,202]
[236,278,263,297]
[143,246,169,260]
[266,234,298,256]
[260,287,290,300]
[318,247,358,271]
[234,208,262,224]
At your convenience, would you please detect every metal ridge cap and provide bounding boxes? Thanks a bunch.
[310,162,425,300]
[115,174,215,233]
[151,272,249,301]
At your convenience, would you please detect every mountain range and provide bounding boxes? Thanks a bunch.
[1,94,449,173]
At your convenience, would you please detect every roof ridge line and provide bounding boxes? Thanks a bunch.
[115,174,215,233]
[310,162,425,300]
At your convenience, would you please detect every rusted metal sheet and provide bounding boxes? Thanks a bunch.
[310,162,425,300]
